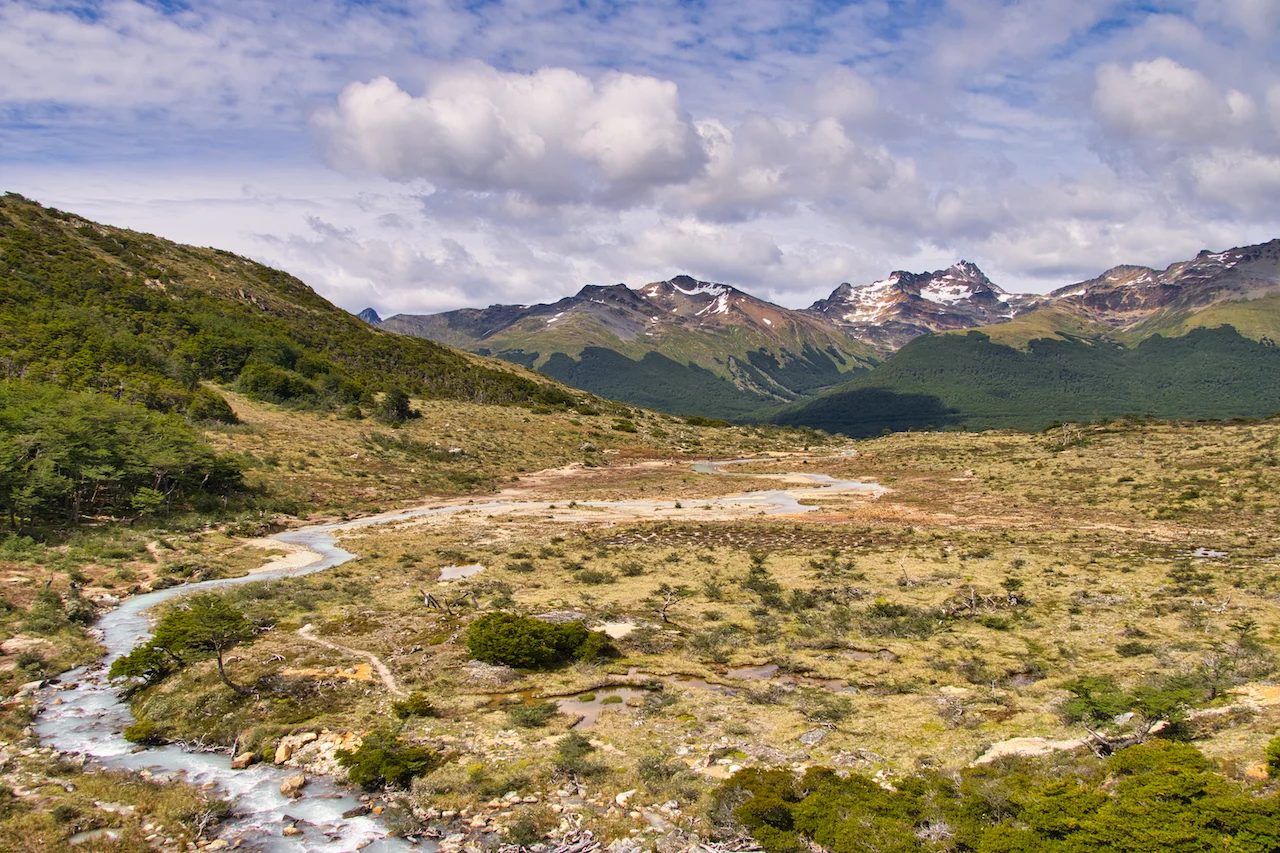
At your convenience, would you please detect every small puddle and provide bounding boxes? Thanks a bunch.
[438,563,486,581]
[599,621,638,639]
[557,687,650,728]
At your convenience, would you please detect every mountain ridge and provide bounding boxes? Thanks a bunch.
[371,238,1280,419]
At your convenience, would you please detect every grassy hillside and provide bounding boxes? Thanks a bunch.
[0,193,577,416]
[777,325,1280,435]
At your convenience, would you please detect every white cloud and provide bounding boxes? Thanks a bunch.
[315,66,706,205]
[1093,58,1240,143]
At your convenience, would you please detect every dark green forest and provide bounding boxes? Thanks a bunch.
[776,326,1280,435]
[534,347,776,419]
[0,193,575,418]
[512,344,864,420]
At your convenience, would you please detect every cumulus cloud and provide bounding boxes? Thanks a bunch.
[1091,57,1280,214]
[314,65,707,206]
[1093,58,1250,143]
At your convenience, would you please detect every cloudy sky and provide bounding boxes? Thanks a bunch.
[3,1,1279,315]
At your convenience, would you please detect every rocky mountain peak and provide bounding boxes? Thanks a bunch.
[357,307,382,325]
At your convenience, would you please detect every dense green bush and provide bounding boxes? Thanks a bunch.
[465,612,614,670]
[122,719,165,745]
[0,381,243,529]
[391,693,439,719]
[718,741,1280,853]
[336,728,443,790]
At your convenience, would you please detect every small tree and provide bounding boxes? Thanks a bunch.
[647,583,694,624]
[110,593,255,695]
[173,595,256,695]
[374,389,415,425]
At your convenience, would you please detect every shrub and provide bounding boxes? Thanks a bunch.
[123,719,165,745]
[336,729,443,790]
[507,701,559,728]
[188,387,239,424]
[553,732,606,778]
[1116,640,1156,657]
[1266,734,1280,778]
[465,612,614,670]
[392,693,439,719]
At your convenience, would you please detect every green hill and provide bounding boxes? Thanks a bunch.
[776,325,1280,435]
[0,193,577,416]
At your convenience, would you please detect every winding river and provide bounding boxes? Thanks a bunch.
[35,459,880,851]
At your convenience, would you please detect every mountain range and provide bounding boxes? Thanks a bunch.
[378,276,879,419]
[371,239,1280,421]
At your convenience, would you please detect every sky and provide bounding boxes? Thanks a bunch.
[3,1,1280,316]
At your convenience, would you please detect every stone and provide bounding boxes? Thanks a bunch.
[280,773,307,798]
[274,743,292,764]
[230,753,256,770]
[205,841,229,851]
[798,729,827,746]
[281,825,302,837]
[342,804,371,819]
[615,789,637,807]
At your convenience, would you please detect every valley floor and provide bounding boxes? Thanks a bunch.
[7,410,1280,850]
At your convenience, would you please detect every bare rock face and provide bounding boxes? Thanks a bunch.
[280,773,307,798]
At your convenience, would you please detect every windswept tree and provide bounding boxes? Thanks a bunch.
[111,593,256,695]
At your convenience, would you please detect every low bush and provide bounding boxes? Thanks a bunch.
[507,701,559,728]
[336,728,444,790]
[466,612,615,670]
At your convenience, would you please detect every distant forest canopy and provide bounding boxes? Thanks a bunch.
[0,193,577,419]
[490,343,865,422]
[776,326,1280,436]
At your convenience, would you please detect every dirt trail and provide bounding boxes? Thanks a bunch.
[296,623,406,697]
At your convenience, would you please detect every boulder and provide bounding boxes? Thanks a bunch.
[231,752,257,770]
[280,773,307,799]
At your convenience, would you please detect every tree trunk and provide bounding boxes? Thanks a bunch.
[215,650,251,696]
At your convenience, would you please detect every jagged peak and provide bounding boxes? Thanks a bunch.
[357,307,382,325]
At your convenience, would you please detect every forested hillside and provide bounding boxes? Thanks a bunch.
[0,193,575,417]
[776,325,1280,435]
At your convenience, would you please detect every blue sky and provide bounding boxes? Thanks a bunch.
[3,0,1279,314]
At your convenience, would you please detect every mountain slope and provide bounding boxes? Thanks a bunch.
[776,325,1280,435]
[0,193,578,415]
[380,275,878,419]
